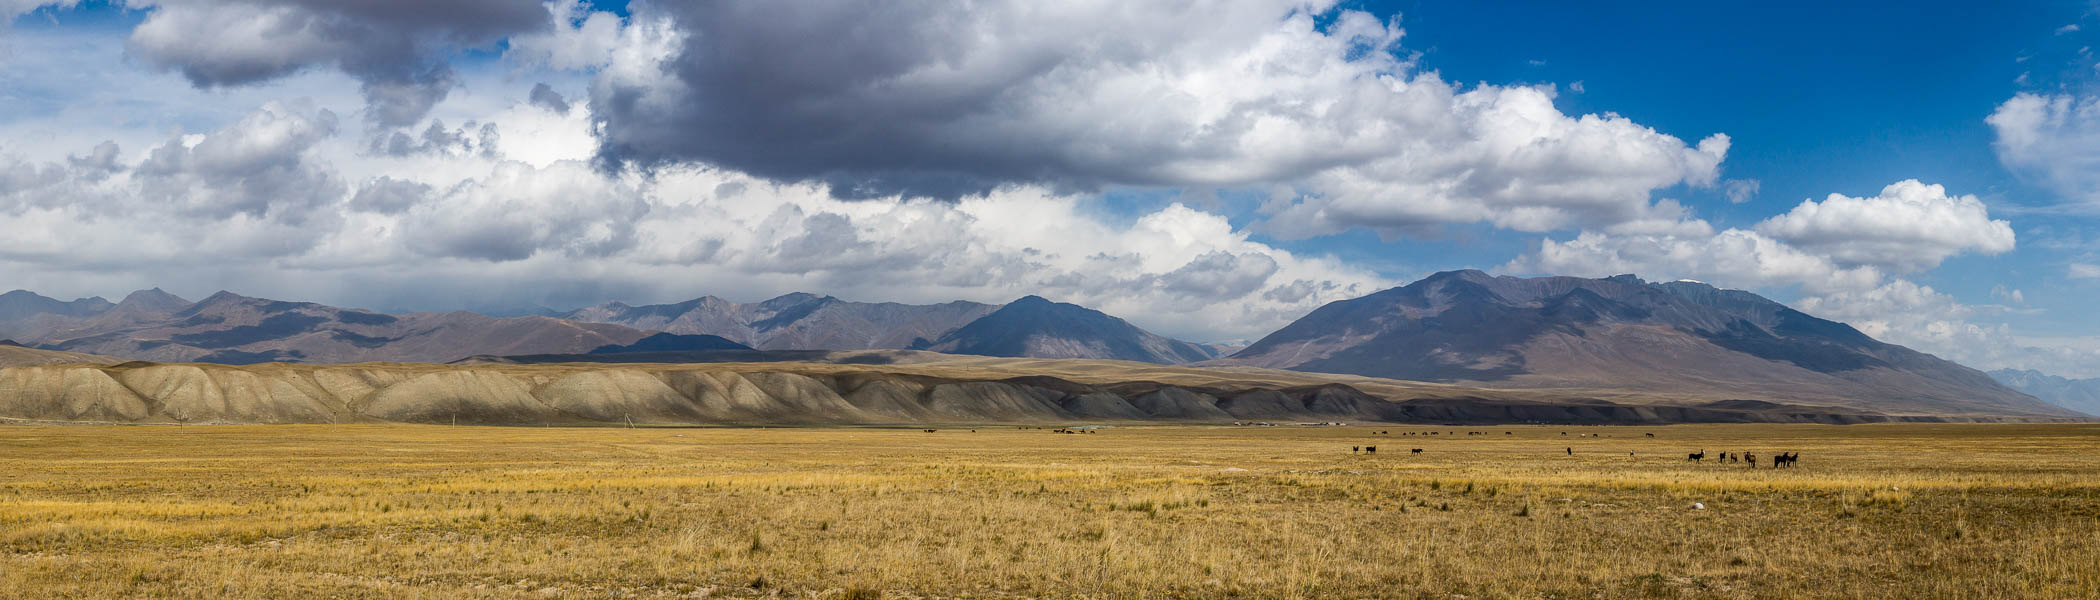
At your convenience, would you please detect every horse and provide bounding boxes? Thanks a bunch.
[1744,453,1756,468]
[1688,450,1706,462]
[1410,448,1423,454]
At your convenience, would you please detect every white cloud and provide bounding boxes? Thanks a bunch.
[0,85,1387,342]
[0,0,71,23]
[1753,179,2014,272]
[2072,263,2100,278]
[1989,92,2100,207]
[505,0,627,71]
[1506,181,2075,376]
[1722,178,1759,204]
[1513,222,1884,296]
[1990,284,2025,304]
[2058,24,2082,35]
[583,1,1726,238]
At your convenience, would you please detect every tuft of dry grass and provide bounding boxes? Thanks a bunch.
[0,423,2097,598]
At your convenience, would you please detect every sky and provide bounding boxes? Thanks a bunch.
[1,1,2098,377]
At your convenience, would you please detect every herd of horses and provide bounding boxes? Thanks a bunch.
[1687,449,1799,468]
[1344,435,1805,468]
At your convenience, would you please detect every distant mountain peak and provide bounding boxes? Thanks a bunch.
[918,295,1217,364]
[0,289,115,320]
[117,288,191,312]
[563,292,999,352]
[1221,271,2072,418]
[1603,273,1645,285]
[197,291,250,304]
[1007,295,1057,307]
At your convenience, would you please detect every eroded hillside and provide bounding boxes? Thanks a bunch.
[0,357,2042,426]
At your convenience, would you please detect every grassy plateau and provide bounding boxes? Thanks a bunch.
[1,423,2096,598]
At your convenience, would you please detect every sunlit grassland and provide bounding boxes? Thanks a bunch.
[2,423,2097,598]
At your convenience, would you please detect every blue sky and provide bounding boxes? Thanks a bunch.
[1,1,2097,375]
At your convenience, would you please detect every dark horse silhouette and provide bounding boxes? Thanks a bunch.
[1774,452,1798,468]
[1687,450,1706,462]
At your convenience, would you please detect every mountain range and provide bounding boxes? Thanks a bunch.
[0,289,1217,366]
[562,293,1000,351]
[1,289,651,364]
[0,271,2081,419]
[1988,370,2100,417]
[1213,270,2071,418]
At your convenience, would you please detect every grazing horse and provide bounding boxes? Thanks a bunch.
[1775,452,1797,468]
[1688,450,1706,462]
[1645,433,1656,438]
[1744,453,1756,468]
[1411,448,1423,454]
[1365,446,1377,454]
[1353,446,1360,453]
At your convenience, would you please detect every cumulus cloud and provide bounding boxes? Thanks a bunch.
[347,176,428,214]
[1,86,1386,343]
[1989,92,2100,206]
[1722,178,1759,204]
[506,0,625,71]
[1515,223,1884,296]
[527,82,569,113]
[0,103,354,270]
[373,119,499,157]
[1752,179,2014,272]
[0,141,125,213]
[585,1,1726,237]
[399,160,648,262]
[1507,180,2074,375]
[123,0,549,126]
[132,100,343,223]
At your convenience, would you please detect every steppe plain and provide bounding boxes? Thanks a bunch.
[3,422,2096,599]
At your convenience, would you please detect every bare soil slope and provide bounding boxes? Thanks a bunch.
[2,351,2070,425]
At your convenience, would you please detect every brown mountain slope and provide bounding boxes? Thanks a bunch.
[0,341,118,367]
[565,293,998,350]
[32,292,652,364]
[1215,270,2073,419]
[1,356,2058,426]
[912,296,1219,364]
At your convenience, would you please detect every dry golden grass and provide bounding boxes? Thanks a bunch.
[2,423,2097,599]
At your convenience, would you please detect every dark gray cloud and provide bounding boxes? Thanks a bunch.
[349,176,430,214]
[528,82,570,113]
[590,2,1319,200]
[585,0,1727,228]
[125,0,549,127]
[1158,251,1280,301]
[373,119,499,157]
